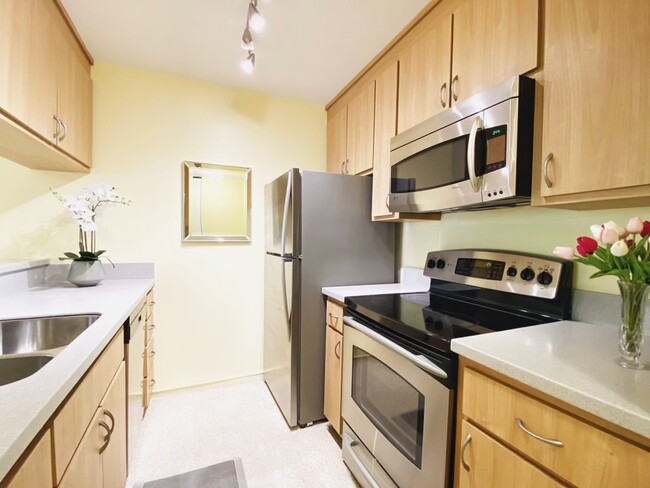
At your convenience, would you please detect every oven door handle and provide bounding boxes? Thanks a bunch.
[343,433,382,488]
[344,316,448,379]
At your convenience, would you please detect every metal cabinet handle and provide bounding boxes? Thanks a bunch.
[460,434,472,471]
[53,115,61,140]
[99,420,112,454]
[440,82,448,108]
[451,75,459,101]
[543,153,554,188]
[149,350,156,357]
[104,409,115,434]
[343,433,381,488]
[149,378,156,387]
[345,159,350,175]
[58,118,68,142]
[334,339,341,359]
[328,312,339,327]
[385,194,390,210]
[340,161,346,174]
[516,418,564,447]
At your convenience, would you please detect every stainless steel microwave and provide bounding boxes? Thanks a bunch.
[387,76,535,213]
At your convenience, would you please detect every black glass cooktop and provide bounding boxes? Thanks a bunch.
[345,291,553,354]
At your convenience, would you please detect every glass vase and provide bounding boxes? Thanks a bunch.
[618,281,650,369]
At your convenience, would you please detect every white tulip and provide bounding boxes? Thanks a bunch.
[590,224,603,241]
[553,246,574,260]
[610,240,629,257]
[626,217,644,234]
[603,220,626,237]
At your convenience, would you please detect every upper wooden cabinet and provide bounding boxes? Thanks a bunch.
[398,14,453,133]
[326,82,375,176]
[451,0,538,105]
[536,0,650,207]
[0,0,93,172]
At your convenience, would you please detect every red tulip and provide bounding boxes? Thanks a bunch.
[627,239,635,248]
[642,220,650,238]
[576,236,598,257]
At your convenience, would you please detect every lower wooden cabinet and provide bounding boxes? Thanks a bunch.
[57,407,104,488]
[4,430,52,488]
[100,363,127,488]
[458,421,562,488]
[324,325,343,435]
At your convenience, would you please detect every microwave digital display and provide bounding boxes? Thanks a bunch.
[485,125,507,171]
[455,258,506,280]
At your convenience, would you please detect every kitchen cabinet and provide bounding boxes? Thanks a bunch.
[0,0,93,172]
[57,407,104,488]
[3,430,52,488]
[397,13,452,133]
[535,0,650,207]
[455,361,650,487]
[451,0,538,105]
[326,81,375,176]
[323,298,344,435]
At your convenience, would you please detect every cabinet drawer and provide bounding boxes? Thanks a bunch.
[462,368,650,487]
[3,429,53,488]
[53,329,124,483]
[458,421,563,488]
[326,299,344,333]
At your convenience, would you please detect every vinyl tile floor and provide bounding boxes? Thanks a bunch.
[126,378,359,488]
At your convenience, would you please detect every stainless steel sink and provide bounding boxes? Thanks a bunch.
[0,314,101,386]
[0,314,100,356]
[0,355,54,386]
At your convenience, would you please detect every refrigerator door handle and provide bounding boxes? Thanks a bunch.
[280,171,293,257]
[281,257,292,334]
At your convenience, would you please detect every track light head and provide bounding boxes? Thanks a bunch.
[248,1,265,32]
[241,51,255,74]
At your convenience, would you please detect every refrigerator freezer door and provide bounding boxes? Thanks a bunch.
[264,169,299,257]
[263,253,300,426]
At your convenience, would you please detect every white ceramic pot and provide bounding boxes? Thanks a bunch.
[68,261,105,287]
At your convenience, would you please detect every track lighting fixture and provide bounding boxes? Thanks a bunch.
[239,0,266,73]
[241,24,254,51]
[248,0,265,32]
[241,51,255,74]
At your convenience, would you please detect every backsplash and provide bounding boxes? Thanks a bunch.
[398,205,650,295]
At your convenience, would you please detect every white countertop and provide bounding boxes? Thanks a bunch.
[0,259,49,276]
[451,321,650,439]
[0,279,154,481]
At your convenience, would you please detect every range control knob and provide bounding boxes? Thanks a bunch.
[506,266,518,277]
[436,259,446,269]
[537,271,553,286]
[520,267,536,282]
[427,259,436,269]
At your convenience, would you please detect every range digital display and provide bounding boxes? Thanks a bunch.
[455,258,505,281]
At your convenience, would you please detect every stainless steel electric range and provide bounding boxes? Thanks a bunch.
[340,249,573,488]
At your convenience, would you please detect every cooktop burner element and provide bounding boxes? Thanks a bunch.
[345,250,573,355]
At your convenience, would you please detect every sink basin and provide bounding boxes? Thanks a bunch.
[0,355,54,386]
[0,314,100,356]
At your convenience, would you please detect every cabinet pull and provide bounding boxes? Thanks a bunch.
[149,379,156,387]
[451,75,459,101]
[104,409,115,434]
[328,312,339,327]
[345,159,350,175]
[543,153,554,188]
[334,339,341,359]
[149,350,156,357]
[340,161,346,174]
[99,420,112,454]
[516,418,564,447]
[460,434,472,471]
[58,119,68,142]
[53,115,62,140]
[439,82,448,108]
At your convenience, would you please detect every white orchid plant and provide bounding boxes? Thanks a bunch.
[553,217,650,284]
[52,184,131,265]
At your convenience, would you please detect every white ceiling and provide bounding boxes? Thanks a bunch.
[61,0,431,105]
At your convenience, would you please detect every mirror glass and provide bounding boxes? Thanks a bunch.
[183,161,252,242]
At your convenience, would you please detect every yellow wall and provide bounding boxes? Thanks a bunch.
[399,205,650,294]
[0,63,326,391]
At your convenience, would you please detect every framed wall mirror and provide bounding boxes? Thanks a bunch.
[182,161,252,242]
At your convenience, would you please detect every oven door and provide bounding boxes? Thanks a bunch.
[342,318,453,488]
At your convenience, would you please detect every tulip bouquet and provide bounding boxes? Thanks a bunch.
[53,184,131,264]
[554,217,650,369]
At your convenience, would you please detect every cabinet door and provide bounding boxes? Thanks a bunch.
[5,430,53,488]
[458,421,563,488]
[346,81,375,175]
[372,62,399,220]
[58,408,104,488]
[0,0,58,142]
[398,14,452,132]
[323,326,343,435]
[55,15,93,165]
[539,0,650,198]
[101,363,127,488]
[326,104,347,174]
[452,0,538,104]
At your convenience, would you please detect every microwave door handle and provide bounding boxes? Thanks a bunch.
[467,115,483,193]
[344,316,448,379]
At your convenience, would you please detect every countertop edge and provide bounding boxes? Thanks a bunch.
[0,279,155,482]
[450,339,650,439]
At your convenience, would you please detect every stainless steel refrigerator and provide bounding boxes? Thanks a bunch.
[264,169,396,427]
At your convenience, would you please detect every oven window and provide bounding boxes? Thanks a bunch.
[391,134,468,193]
[351,346,425,468]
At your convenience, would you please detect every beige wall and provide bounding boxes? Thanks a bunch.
[0,63,326,391]
[399,205,650,294]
